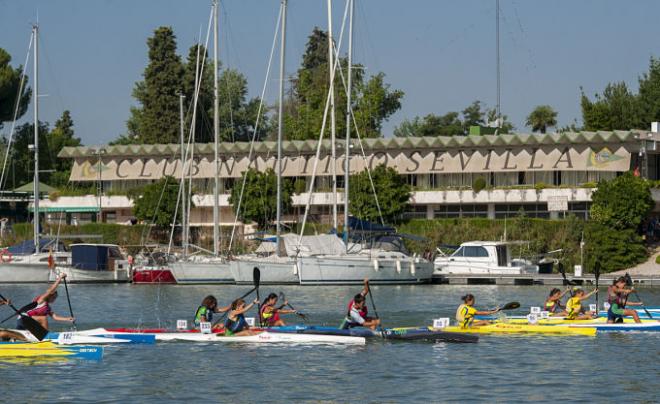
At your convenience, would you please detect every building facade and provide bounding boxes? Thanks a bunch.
[35,130,660,226]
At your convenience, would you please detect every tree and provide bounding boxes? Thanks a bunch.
[47,111,81,187]
[228,168,293,229]
[349,165,410,223]
[7,121,50,189]
[525,105,558,133]
[218,69,270,142]
[590,172,653,231]
[127,27,184,144]
[0,48,31,129]
[581,83,641,131]
[485,108,515,133]
[181,44,214,143]
[284,27,403,140]
[584,222,647,273]
[637,57,660,126]
[131,176,182,227]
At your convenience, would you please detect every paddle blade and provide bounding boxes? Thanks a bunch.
[20,315,48,341]
[624,273,633,287]
[0,301,37,324]
[500,302,520,311]
[253,267,261,289]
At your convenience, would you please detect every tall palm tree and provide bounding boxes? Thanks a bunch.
[526,105,558,134]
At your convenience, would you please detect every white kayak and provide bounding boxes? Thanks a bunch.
[153,331,366,345]
[15,330,131,344]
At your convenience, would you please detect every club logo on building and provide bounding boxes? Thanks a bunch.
[587,148,623,168]
[80,161,110,180]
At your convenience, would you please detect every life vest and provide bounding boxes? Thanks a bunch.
[260,304,280,326]
[224,313,248,333]
[347,299,368,319]
[566,297,582,319]
[194,305,213,326]
[544,298,563,313]
[607,286,626,307]
[456,304,476,328]
[23,298,51,318]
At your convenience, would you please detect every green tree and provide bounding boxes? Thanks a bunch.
[461,101,486,133]
[584,222,647,273]
[48,111,81,187]
[581,83,641,131]
[181,44,214,143]
[7,121,50,189]
[485,108,515,133]
[131,176,182,227]
[285,27,403,140]
[590,172,653,231]
[0,48,31,129]
[637,57,660,126]
[218,69,270,142]
[228,168,293,229]
[349,165,410,223]
[525,105,558,133]
[127,27,184,144]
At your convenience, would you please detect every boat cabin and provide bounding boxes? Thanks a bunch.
[434,241,538,275]
[71,244,125,271]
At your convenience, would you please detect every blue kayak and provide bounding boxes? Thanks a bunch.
[268,325,478,343]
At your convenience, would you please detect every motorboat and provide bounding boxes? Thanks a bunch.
[433,241,539,276]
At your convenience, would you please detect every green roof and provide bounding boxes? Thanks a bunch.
[13,181,57,194]
[58,130,645,158]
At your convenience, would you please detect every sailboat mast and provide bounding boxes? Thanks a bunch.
[344,0,353,248]
[32,24,39,251]
[213,0,220,256]
[495,0,501,128]
[276,0,287,257]
[180,93,187,257]
[327,0,338,233]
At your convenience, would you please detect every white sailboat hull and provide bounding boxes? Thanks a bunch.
[0,262,51,283]
[298,256,434,285]
[169,260,233,284]
[230,258,300,284]
[51,266,131,283]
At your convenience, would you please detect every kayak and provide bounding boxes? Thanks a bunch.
[439,323,597,336]
[568,322,660,332]
[493,317,657,325]
[14,329,131,345]
[0,341,103,360]
[150,331,366,344]
[268,325,479,343]
[53,328,156,344]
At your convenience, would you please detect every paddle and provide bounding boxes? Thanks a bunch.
[254,267,262,327]
[366,283,383,330]
[594,261,601,315]
[494,302,520,312]
[213,268,261,327]
[557,261,577,287]
[0,301,37,324]
[0,293,48,341]
[624,273,654,319]
[62,275,77,330]
[278,292,308,321]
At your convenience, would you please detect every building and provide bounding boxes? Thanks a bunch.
[33,130,660,226]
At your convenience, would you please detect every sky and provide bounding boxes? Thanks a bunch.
[1,0,660,147]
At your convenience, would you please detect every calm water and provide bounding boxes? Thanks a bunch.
[1,284,659,403]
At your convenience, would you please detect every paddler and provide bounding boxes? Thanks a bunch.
[607,277,643,323]
[193,295,229,330]
[16,273,75,331]
[260,293,297,327]
[544,287,570,316]
[456,294,499,328]
[565,287,597,320]
[339,279,380,330]
[224,298,260,336]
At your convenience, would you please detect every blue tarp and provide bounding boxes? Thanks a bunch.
[72,245,109,270]
[7,238,57,255]
[348,217,395,233]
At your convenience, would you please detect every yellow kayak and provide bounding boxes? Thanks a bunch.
[440,323,596,336]
[0,341,103,359]
[498,317,655,325]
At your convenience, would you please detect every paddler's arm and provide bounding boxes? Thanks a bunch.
[581,289,597,300]
[51,312,74,322]
[215,305,231,313]
[474,309,498,316]
[235,299,260,315]
[38,273,65,303]
[361,278,370,296]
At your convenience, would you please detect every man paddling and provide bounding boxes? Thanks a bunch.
[340,279,380,330]
[16,273,75,331]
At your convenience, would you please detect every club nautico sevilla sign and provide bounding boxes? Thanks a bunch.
[69,146,631,182]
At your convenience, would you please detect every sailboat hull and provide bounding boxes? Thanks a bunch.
[0,261,51,283]
[298,256,434,285]
[169,261,234,284]
[230,259,300,285]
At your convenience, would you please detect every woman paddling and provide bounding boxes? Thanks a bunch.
[340,279,380,330]
[565,288,597,320]
[260,293,297,327]
[224,298,260,336]
[16,273,75,331]
[456,294,499,328]
[544,287,570,316]
[607,277,643,324]
[193,295,229,330]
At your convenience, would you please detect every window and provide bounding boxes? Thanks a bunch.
[464,246,489,257]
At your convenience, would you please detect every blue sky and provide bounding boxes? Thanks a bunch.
[1,0,659,146]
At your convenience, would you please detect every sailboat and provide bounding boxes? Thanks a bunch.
[0,25,70,283]
[295,0,433,285]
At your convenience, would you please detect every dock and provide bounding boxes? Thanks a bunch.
[432,274,660,286]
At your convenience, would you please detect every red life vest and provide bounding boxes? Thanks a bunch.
[347,299,368,318]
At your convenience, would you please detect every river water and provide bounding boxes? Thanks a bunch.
[1,284,658,403]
